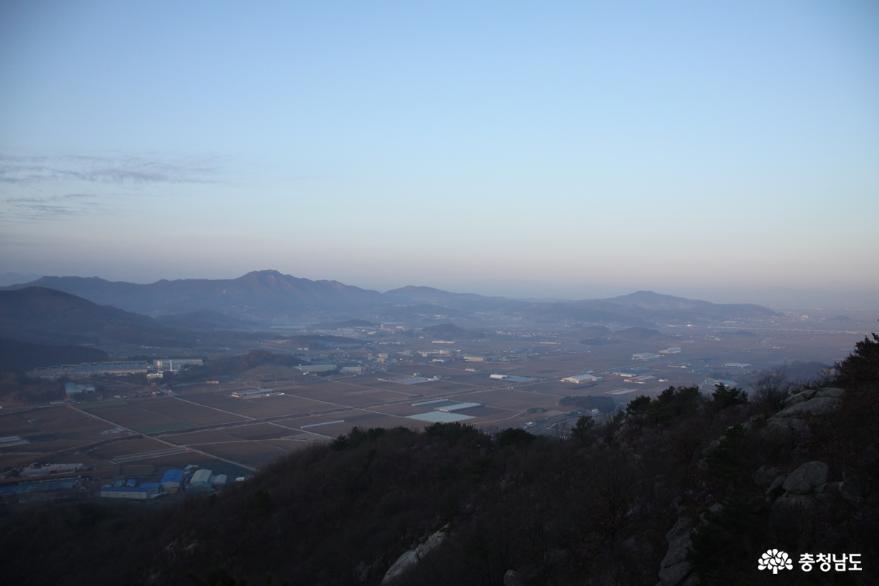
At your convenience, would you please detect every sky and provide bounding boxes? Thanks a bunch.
[1,1,878,308]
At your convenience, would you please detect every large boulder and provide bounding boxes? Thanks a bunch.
[774,492,816,512]
[776,397,839,418]
[765,474,786,498]
[815,387,845,399]
[776,387,843,418]
[783,388,817,406]
[759,387,846,446]
[782,461,829,495]
[761,416,810,444]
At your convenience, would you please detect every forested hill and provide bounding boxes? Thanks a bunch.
[2,336,877,585]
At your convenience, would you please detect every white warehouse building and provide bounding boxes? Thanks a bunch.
[561,373,601,384]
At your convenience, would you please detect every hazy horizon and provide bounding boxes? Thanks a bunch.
[2,2,878,310]
[2,267,878,312]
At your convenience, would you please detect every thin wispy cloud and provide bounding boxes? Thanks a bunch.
[0,153,224,223]
[0,153,220,185]
[0,193,105,221]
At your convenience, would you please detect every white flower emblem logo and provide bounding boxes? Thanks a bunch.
[758,549,793,574]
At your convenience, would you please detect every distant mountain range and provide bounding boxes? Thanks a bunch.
[538,290,776,323]
[3,270,777,326]
[384,285,519,312]
[8,270,381,322]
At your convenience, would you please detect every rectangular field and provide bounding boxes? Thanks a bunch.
[161,422,302,445]
[0,406,115,466]
[181,391,340,419]
[196,439,316,469]
[82,398,247,435]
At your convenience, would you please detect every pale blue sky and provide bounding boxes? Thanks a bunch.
[1,1,878,305]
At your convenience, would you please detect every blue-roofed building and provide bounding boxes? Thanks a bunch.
[0,477,81,501]
[100,482,164,500]
[160,468,184,493]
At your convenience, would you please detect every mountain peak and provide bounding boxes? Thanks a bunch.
[624,290,665,299]
[241,269,284,278]
[387,285,445,294]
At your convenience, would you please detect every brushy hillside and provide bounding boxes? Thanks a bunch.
[0,337,109,372]
[1,336,877,586]
[0,287,196,348]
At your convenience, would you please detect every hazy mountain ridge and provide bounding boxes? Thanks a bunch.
[12,270,382,322]
[5,271,777,326]
[524,290,775,327]
[384,285,521,311]
[601,290,777,319]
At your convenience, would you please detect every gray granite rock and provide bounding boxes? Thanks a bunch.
[504,569,525,586]
[783,461,829,495]
[776,397,839,418]
[382,528,447,584]
[658,517,697,586]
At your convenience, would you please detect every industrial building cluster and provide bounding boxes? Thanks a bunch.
[29,358,204,380]
[99,465,233,500]
[0,458,240,504]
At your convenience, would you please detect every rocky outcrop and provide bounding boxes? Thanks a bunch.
[775,492,817,511]
[761,416,810,444]
[381,528,447,584]
[503,569,525,586]
[657,517,698,586]
[775,387,844,418]
[761,388,844,445]
[765,473,786,498]
[770,460,833,513]
[664,388,847,584]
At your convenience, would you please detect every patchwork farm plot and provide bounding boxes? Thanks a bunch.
[0,406,115,462]
[180,390,339,420]
[80,397,246,435]
[194,438,315,469]
[160,422,299,445]
[6,325,798,483]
